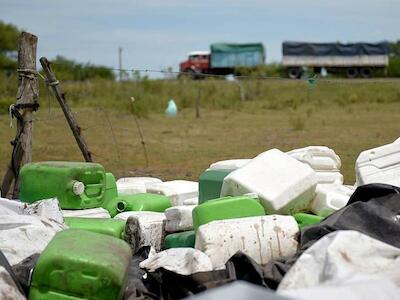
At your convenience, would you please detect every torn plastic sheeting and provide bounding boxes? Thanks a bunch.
[278,230,400,291]
[0,197,64,224]
[280,276,400,300]
[0,266,26,300]
[140,248,213,275]
[195,215,299,269]
[62,207,111,219]
[0,215,65,265]
[134,251,291,299]
[190,281,292,300]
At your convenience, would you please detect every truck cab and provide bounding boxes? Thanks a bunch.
[179,51,211,75]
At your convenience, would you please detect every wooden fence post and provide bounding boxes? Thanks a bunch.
[195,86,201,118]
[1,32,39,198]
[40,57,93,162]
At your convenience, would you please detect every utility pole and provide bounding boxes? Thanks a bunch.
[118,47,123,81]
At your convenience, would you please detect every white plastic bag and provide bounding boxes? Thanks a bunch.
[140,248,213,275]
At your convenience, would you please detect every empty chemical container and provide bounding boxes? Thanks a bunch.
[294,213,323,229]
[195,215,299,269]
[116,177,162,195]
[64,217,126,239]
[165,205,196,232]
[115,193,171,214]
[356,141,400,186]
[310,184,354,217]
[315,171,344,185]
[115,211,166,252]
[199,169,232,203]
[164,231,196,249]
[192,195,265,231]
[221,149,317,215]
[208,159,251,171]
[20,161,108,209]
[146,180,198,206]
[29,229,132,300]
[287,146,341,171]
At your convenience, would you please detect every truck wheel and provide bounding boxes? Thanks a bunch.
[346,68,358,79]
[288,68,302,79]
[360,67,372,78]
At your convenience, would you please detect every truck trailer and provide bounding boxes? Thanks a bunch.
[282,41,390,79]
[179,43,265,78]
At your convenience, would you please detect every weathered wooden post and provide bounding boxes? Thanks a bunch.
[1,32,39,198]
[40,57,93,162]
[195,86,201,118]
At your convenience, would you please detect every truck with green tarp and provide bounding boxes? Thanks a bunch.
[179,42,265,77]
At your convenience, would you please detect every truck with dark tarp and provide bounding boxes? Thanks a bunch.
[282,41,390,78]
[179,43,265,77]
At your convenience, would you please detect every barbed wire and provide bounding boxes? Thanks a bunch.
[45,60,400,84]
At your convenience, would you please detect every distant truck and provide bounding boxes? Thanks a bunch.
[282,41,390,79]
[179,43,265,77]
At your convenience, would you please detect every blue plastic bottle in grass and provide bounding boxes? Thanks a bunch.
[165,99,177,117]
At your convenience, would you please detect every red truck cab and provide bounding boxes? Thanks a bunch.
[179,51,211,75]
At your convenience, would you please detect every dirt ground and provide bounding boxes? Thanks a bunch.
[1,101,399,185]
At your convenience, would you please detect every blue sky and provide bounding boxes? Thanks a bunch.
[1,0,399,74]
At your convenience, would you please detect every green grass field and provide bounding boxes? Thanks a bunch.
[1,77,400,185]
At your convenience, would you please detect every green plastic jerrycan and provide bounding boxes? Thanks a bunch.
[104,172,118,203]
[102,173,119,217]
[20,161,107,209]
[192,196,266,231]
[164,231,195,249]
[29,229,132,300]
[294,213,323,229]
[64,217,126,239]
[115,193,171,214]
[199,169,232,204]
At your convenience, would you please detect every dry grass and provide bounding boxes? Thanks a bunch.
[1,100,399,185]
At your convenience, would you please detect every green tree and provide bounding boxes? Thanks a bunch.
[51,55,115,81]
[0,21,21,71]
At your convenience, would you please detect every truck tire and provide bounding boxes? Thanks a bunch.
[288,68,302,79]
[345,68,358,79]
[360,67,372,78]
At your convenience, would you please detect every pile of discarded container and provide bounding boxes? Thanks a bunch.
[1,138,400,300]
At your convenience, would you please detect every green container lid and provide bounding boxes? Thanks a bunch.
[29,229,132,300]
[199,169,232,204]
[164,231,195,249]
[294,213,323,229]
[20,161,107,209]
[64,217,126,239]
[192,196,265,231]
